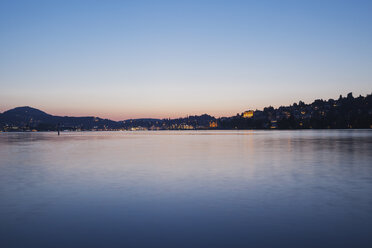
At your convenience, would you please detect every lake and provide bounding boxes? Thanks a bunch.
[0,130,371,248]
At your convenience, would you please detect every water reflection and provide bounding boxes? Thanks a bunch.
[0,130,371,248]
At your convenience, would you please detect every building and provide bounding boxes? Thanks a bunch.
[209,121,218,128]
[242,110,254,118]
[270,119,278,129]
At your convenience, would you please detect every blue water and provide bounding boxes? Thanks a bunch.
[0,130,371,248]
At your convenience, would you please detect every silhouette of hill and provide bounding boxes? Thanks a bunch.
[1,106,52,122]
[0,106,121,131]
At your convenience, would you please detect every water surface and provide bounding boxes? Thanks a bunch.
[0,130,371,248]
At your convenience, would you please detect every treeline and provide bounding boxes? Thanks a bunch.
[219,93,372,129]
[122,93,372,130]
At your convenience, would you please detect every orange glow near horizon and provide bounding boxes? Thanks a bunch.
[1,91,370,121]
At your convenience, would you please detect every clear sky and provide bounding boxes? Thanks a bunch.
[1,0,371,120]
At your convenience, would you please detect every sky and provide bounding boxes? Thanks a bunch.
[0,0,371,120]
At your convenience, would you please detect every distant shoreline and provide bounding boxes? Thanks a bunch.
[1,128,371,133]
[1,92,372,131]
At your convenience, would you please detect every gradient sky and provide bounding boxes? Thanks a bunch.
[1,0,371,120]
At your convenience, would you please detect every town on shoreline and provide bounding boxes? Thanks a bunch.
[1,92,371,132]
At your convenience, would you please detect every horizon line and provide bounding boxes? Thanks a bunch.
[2,91,370,122]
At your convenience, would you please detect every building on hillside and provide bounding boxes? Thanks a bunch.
[242,110,254,118]
[209,121,218,128]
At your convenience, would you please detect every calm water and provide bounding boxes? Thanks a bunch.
[0,130,371,248]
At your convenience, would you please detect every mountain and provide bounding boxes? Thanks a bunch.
[0,106,121,131]
[1,106,52,123]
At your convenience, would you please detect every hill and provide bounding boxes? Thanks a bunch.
[0,106,121,131]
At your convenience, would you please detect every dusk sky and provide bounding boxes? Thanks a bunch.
[1,0,371,120]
